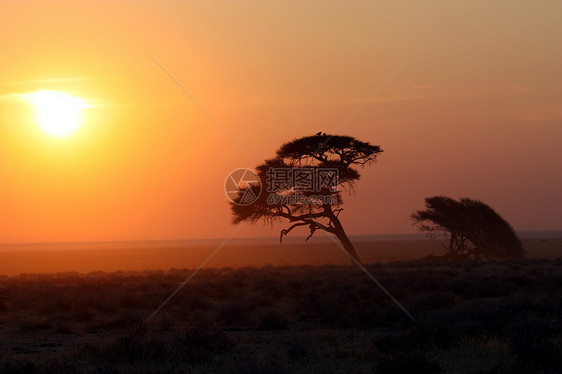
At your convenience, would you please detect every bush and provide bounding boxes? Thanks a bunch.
[216,297,257,325]
[173,326,235,362]
[376,353,443,374]
[257,309,288,330]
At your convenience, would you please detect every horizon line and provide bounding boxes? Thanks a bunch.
[1,229,561,247]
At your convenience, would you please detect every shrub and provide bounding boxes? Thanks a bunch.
[257,309,288,330]
[173,326,235,363]
[216,296,257,325]
[376,353,444,374]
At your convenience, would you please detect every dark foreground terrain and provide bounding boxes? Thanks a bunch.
[0,258,561,373]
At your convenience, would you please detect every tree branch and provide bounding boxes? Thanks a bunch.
[305,224,317,241]
[280,222,309,243]
[279,218,335,243]
[333,208,343,218]
[277,211,326,222]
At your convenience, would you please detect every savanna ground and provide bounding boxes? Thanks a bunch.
[0,239,560,373]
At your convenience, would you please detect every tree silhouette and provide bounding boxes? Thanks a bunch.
[411,196,524,260]
[230,134,383,262]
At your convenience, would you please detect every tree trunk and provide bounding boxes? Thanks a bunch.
[322,204,360,263]
[330,214,360,263]
[335,227,360,263]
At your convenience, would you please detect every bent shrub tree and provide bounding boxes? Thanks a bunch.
[230,134,383,262]
[411,196,524,260]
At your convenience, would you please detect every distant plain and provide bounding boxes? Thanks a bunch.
[1,234,560,275]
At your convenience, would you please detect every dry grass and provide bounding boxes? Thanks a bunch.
[0,258,560,373]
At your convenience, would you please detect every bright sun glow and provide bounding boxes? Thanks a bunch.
[25,90,90,137]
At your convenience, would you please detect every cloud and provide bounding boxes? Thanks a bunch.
[0,92,27,102]
[0,77,96,86]
[0,90,97,110]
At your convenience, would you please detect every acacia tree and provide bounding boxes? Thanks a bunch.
[411,196,524,260]
[230,134,383,262]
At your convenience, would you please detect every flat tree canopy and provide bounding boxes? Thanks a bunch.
[411,196,524,260]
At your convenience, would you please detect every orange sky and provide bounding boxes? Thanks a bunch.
[0,1,561,243]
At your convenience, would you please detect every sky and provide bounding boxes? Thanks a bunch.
[0,1,560,243]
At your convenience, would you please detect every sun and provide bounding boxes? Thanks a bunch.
[25,90,90,137]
